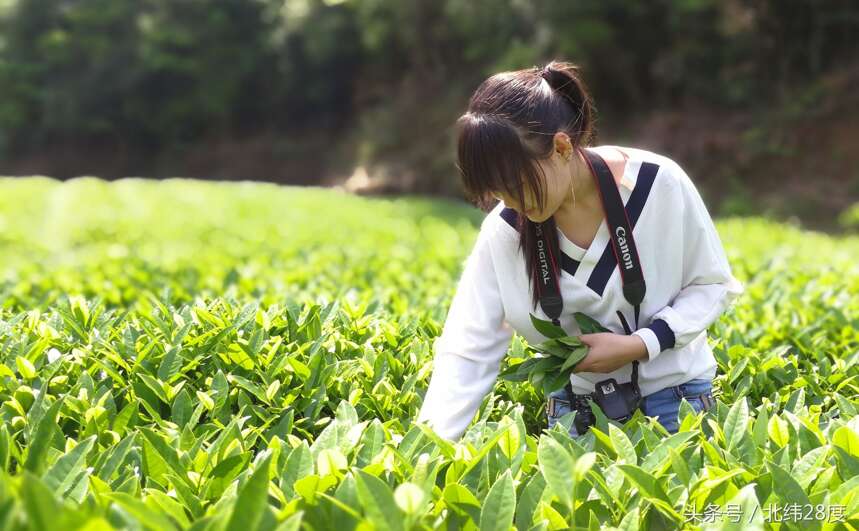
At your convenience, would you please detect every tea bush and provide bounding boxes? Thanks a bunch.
[0,177,857,530]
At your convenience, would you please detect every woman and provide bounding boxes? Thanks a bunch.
[416,60,744,441]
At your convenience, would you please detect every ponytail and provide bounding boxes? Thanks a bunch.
[539,61,596,147]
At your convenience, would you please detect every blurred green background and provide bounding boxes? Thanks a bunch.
[0,0,857,231]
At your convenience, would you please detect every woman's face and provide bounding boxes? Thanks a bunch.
[492,152,569,222]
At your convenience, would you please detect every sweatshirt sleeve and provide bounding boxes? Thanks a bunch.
[632,162,745,362]
[416,219,514,442]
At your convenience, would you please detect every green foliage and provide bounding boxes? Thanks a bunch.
[498,312,609,395]
[839,202,859,232]
[0,0,364,158]
[1,0,857,170]
[0,177,857,529]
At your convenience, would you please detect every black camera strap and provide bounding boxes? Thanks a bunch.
[534,147,646,391]
[533,221,564,326]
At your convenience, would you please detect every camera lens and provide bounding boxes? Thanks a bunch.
[572,395,595,433]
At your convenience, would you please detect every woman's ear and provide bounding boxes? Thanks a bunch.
[553,132,573,158]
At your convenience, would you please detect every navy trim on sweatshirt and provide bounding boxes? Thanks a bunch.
[499,207,583,277]
[647,318,676,351]
[500,207,519,230]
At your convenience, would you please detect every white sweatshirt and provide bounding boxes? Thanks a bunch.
[416,146,745,441]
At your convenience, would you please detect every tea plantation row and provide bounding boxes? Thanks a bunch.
[0,177,857,530]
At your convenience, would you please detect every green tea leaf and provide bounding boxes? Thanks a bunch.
[617,506,640,531]
[105,492,179,531]
[206,454,248,499]
[616,464,670,506]
[157,345,183,382]
[196,391,214,411]
[609,424,636,465]
[393,482,426,515]
[354,469,404,531]
[768,415,790,448]
[557,336,585,347]
[498,422,521,461]
[294,474,337,504]
[752,403,769,448]
[24,397,64,474]
[281,442,313,498]
[442,483,480,507]
[541,371,570,396]
[16,356,36,379]
[43,435,97,497]
[514,474,546,531]
[724,396,749,451]
[20,471,61,531]
[98,433,136,481]
[832,425,859,457]
[766,461,813,511]
[537,436,574,509]
[479,469,515,531]
[716,483,765,531]
[529,313,566,339]
[574,312,610,334]
[171,389,193,426]
[560,346,588,372]
[225,451,273,531]
[316,448,348,477]
[532,338,571,359]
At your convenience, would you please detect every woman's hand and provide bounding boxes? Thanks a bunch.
[572,333,648,374]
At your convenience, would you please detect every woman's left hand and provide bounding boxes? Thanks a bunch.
[572,333,648,374]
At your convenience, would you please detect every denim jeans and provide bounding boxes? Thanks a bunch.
[546,377,715,438]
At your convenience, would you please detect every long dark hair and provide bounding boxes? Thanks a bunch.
[454,60,597,310]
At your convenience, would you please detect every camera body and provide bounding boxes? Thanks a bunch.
[569,377,642,434]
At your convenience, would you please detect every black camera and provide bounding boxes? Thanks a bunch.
[567,377,642,434]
